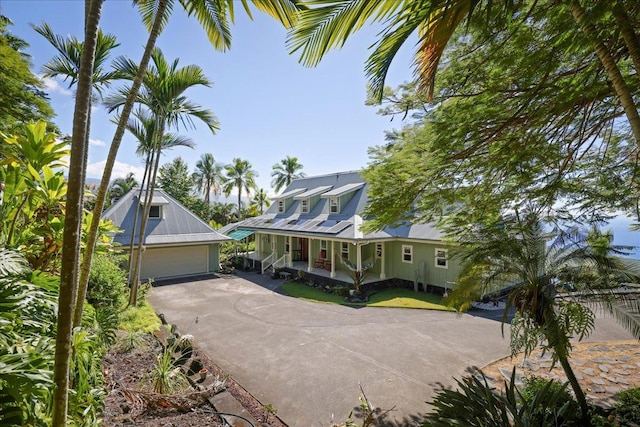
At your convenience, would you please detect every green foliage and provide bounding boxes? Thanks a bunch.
[0,17,54,132]
[145,345,189,394]
[614,388,640,426]
[87,254,127,311]
[158,157,194,204]
[518,376,581,426]
[271,155,305,192]
[424,370,581,427]
[119,299,162,334]
[223,157,258,211]
[0,248,56,425]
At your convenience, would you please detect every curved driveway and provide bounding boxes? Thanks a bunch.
[148,273,632,426]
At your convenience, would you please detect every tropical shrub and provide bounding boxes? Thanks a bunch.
[614,388,640,426]
[424,370,582,427]
[0,248,56,425]
[87,254,127,311]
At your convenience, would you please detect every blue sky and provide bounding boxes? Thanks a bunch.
[1,0,414,194]
[2,0,639,253]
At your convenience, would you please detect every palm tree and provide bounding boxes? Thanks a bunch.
[223,158,258,212]
[211,202,237,226]
[250,188,271,215]
[108,172,138,203]
[288,0,640,144]
[53,1,104,424]
[78,0,303,328]
[271,155,305,192]
[105,47,217,305]
[447,210,640,425]
[193,153,223,204]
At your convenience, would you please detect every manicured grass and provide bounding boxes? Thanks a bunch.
[281,282,455,311]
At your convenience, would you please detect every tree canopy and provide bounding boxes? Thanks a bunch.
[0,15,54,132]
[362,3,640,234]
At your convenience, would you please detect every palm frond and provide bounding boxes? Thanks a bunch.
[287,0,404,67]
[179,0,233,51]
[135,0,175,33]
[0,247,31,279]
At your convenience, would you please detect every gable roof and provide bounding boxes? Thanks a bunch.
[222,171,443,243]
[102,188,230,247]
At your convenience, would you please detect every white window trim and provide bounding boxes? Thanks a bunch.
[435,248,448,269]
[277,199,284,213]
[341,242,349,259]
[149,205,162,219]
[320,240,327,250]
[301,198,309,213]
[329,197,339,213]
[402,244,413,263]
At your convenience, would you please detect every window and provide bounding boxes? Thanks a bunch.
[285,236,290,253]
[341,242,349,259]
[149,205,161,219]
[320,240,327,250]
[402,245,413,263]
[375,243,383,259]
[278,200,284,213]
[329,197,339,213]
[301,198,309,213]
[435,248,448,269]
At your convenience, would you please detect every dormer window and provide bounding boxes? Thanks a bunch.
[149,205,162,219]
[329,197,339,213]
[278,199,285,213]
[301,198,309,213]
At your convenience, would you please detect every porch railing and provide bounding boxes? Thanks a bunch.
[273,253,292,269]
[261,252,276,274]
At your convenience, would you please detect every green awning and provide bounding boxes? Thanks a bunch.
[227,229,255,241]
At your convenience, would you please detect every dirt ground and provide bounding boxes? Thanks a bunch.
[102,333,287,427]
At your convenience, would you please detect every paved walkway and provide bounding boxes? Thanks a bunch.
[148,272,635,426]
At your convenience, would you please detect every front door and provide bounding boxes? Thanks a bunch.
[292,237,309,262]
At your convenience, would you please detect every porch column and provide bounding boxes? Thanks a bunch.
[255,233,260,256]
[307,238,312,272]
[330,240,336,278]
[356,243,362,271]
[380,242,386,279]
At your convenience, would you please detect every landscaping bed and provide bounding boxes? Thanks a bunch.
[103,332,286,426]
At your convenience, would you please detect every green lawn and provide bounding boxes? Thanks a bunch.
[281,282,455,311]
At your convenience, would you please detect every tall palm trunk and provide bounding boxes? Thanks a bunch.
[237,185,242,213]
[73,0,170,326]
[543,315,591,425]
[129,133,164,306]
[612,2,640,74]
[569,0,640,146]
[127,149,153,278]
[52,1,102,424]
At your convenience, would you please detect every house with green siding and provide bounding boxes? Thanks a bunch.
[222,171,460,293]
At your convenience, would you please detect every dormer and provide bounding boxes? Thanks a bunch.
[272,188,306,214]
[293,186,332,214]
[320,183,365,214]
[140,192,169,219]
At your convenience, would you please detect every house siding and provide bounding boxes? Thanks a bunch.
[208,243,220,272]
[385,241,459,287]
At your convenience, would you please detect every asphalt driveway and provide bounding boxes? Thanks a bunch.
[148,272,634,426]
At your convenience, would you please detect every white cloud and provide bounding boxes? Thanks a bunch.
[86,160,145,183]
[41,77,72,96]
[89,138,106,147]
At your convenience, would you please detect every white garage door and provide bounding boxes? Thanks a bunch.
[141,245,208,280]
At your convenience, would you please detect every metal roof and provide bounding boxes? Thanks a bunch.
[102,189,231,246]
[293,186,333,199]
[320,183,365,198]
[271,188,307,200]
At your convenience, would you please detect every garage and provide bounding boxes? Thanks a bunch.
[140,245,209,281]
